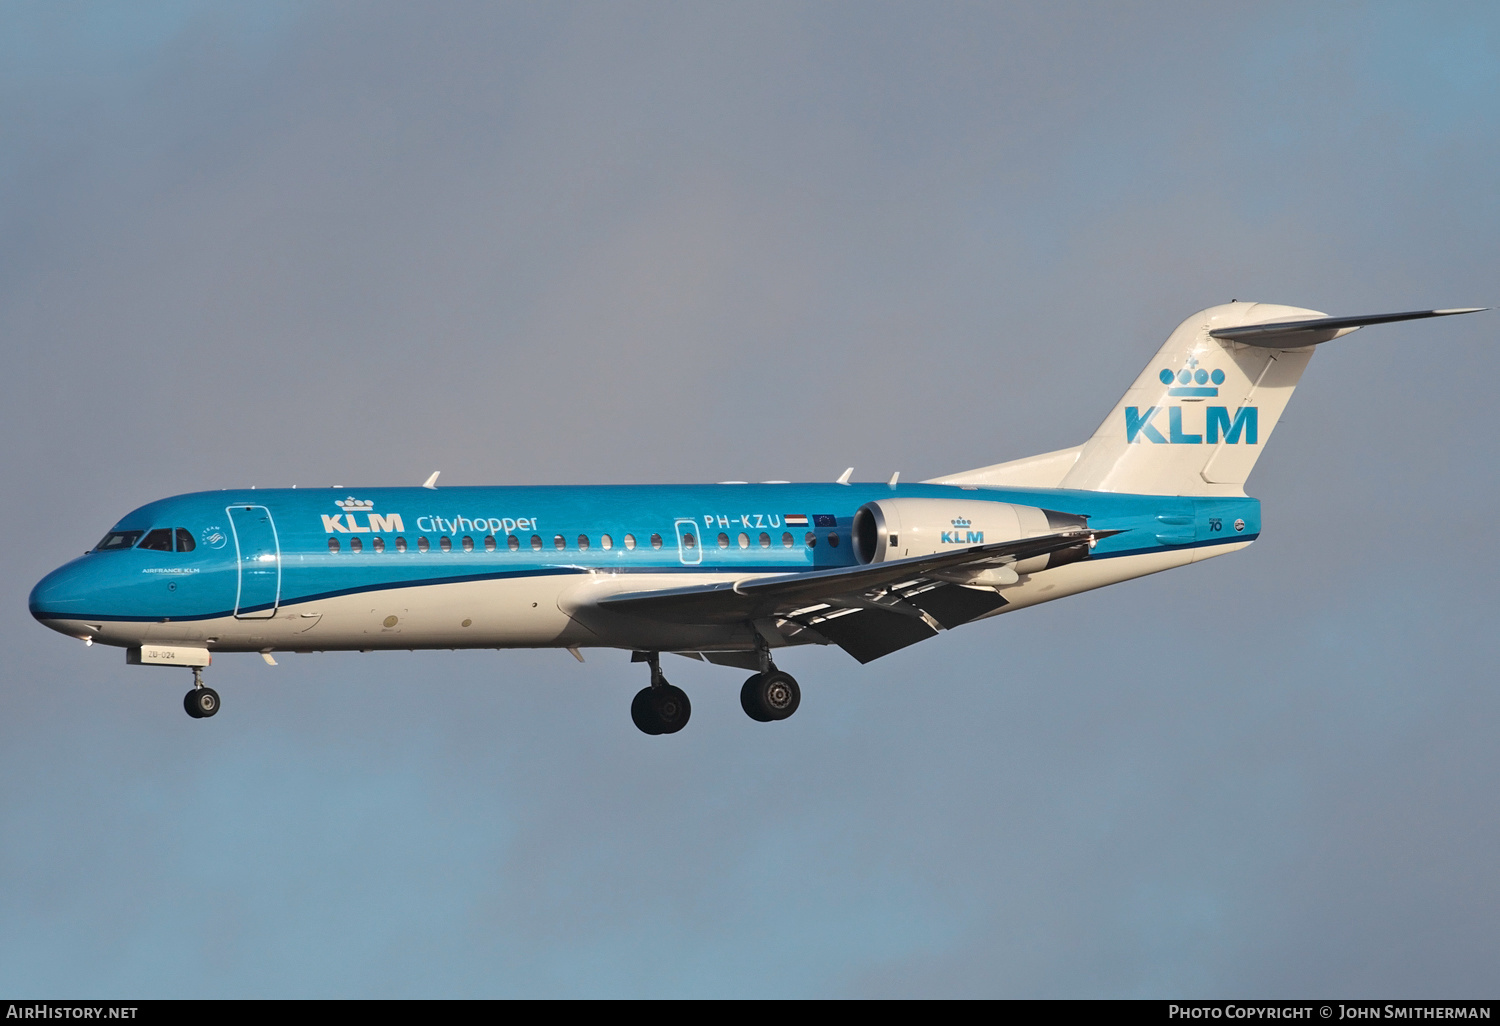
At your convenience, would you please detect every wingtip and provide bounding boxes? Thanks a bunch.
[422,470,441,490]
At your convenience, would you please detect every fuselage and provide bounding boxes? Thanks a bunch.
[29,482,1260,657]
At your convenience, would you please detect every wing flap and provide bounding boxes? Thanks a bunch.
[905,582,1010,629]
[803,606,939,664]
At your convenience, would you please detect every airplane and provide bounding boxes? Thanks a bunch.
[29,302,1484,734]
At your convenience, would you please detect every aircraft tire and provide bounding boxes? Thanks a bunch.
[631,687,663,735]
[652,684,691,734]
[740,675,774,722]
[184,687,219,719]
[742,671,800,722]
[632,685,691,735]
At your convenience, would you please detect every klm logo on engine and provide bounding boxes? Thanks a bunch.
[1126,358,1257,444]
[941,517,983,544]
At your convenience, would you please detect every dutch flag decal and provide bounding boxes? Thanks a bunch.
[784,514,809,527]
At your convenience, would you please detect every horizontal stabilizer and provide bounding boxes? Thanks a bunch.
[1208,307,1485,347]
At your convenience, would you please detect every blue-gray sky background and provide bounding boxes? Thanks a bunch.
[2,1,1497,997]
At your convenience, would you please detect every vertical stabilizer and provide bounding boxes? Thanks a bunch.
[1058,303,1322,496]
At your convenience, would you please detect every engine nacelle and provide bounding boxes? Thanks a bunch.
[851,498,1091,574]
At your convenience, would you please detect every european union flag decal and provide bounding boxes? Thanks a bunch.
[812,514,838,528]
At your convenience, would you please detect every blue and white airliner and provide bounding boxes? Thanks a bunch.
[30,303,1483,733]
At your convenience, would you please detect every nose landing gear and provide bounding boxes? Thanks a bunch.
[183,666,219,719]
[630,652,690,735]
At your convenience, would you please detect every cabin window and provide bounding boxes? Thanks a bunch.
[624,534,636,550]
[805,533,816,548]
[531,535,543,550]
[484,535,496,552]
[461,536,474,552]
[758,532,770,548]
[372,537,385,553]
[328,537,340,553]
[138,529,174,552]
[717,533,730,549]
[650,533,663,549]
[95,531,144,551]
[440,536,452,552]
[738,533,749,549]
[418,537,430,553]
[827,533,839,547]
[350,537,363,553]
[601,534,613,550]
[577,535,590,551]
[782,532,794,548]
[683,533,697,549]
[508,534,520,551]
[175,529,196,552]
[396,537,408,553]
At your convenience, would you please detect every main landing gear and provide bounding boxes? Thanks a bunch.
[740,670,801,722]
[183,666,219,719]
[628,638,801,735]
[630,652,691,735]
[740,630,801,723]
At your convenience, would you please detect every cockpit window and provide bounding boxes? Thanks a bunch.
[96,531,143,551]
[138,529,174,551]
[175,528,196,552]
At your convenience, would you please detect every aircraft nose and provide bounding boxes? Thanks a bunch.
[29,560,96,626]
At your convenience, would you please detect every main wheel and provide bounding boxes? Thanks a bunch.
[740,675,773,722]
[631,687,663,735]
[631,685,691,735]
[742,671,800,722]
[184,687,219,719]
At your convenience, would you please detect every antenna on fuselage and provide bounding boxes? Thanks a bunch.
[422,471,441,489]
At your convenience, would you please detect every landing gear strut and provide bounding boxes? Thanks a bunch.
[183,666,219,719]
[630,652,691,735]
[740,632,801,722]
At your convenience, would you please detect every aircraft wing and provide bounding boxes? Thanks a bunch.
[597,529,1116,663]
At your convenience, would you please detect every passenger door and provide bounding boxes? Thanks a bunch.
[228,504,281,619]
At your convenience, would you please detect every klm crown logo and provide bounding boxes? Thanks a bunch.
[324,496,403,534]
[1127,357,1257,446]
[1158,356,1226,397]
[941,516,982,545]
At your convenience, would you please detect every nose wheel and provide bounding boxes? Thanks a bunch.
[630,652,691,735]
[184,666,219,719]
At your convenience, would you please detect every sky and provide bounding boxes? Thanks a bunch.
[2,0,1498,998]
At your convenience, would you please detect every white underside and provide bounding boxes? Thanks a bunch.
[46,541,1250,661]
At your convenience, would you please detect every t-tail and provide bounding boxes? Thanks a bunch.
[931,302,1484,496]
